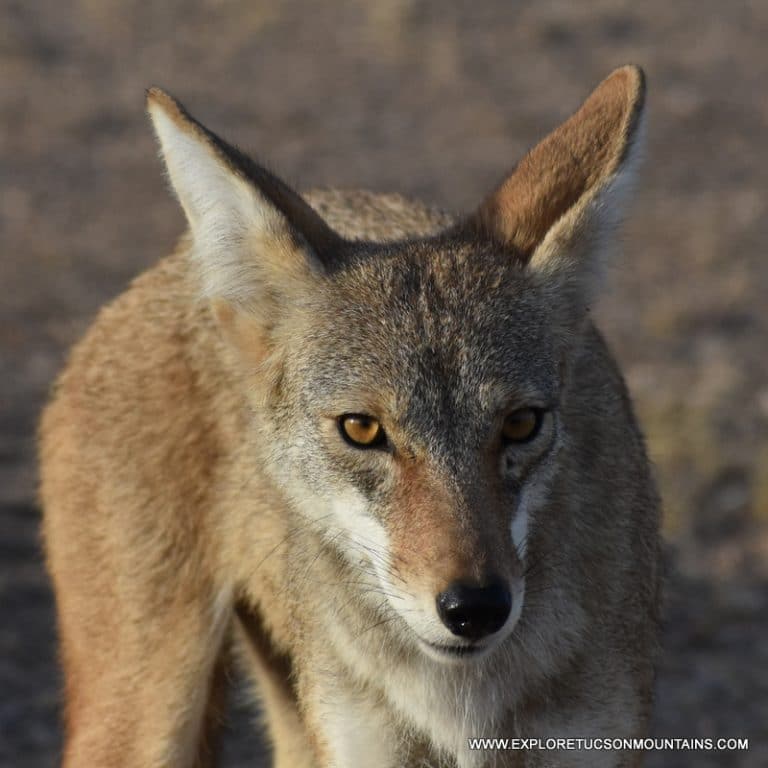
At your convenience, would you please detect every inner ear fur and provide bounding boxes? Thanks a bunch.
[473,65,646,259]
[146,87,341,266]
[146,88,347,367]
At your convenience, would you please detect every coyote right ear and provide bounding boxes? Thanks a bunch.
[472,65,646,309]
[146,88,342,317]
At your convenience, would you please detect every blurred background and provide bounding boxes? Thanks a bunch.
[2,1,767,765]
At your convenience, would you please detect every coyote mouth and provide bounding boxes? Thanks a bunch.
[422,640,487,659]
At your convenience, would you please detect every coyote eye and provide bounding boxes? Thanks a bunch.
[502,407,543,444]
[338,414,386,448]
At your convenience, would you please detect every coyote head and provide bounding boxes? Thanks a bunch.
[148,66,646,662]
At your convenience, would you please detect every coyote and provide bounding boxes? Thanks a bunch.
[40,65,661,768]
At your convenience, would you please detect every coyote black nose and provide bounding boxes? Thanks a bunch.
[436,581,512,640]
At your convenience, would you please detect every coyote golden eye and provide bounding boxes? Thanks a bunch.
[502,408,543,444]
[338,414,386,448]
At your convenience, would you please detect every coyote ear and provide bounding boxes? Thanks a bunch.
[146,88,342,314]
[472,65,646,307]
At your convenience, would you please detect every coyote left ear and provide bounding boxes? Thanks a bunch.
[146,87,342,314]
[473,65,646,306]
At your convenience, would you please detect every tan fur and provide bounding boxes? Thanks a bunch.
[476,66,644,257]
[390,459,518,594]
[40,66,660,767]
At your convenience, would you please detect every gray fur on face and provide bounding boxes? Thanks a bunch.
[281,234,561,479]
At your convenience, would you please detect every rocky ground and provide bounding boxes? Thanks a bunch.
[2,1,767,765]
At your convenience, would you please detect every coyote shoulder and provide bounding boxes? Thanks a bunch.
[40,65,661,768]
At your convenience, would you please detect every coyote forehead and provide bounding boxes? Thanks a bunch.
[286,237,561,450]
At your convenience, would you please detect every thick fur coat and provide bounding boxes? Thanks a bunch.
[40,66,661,768]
